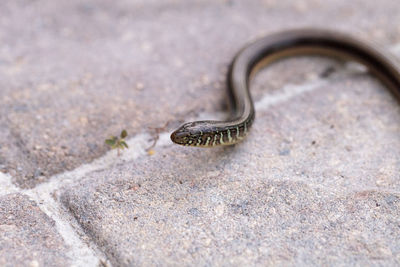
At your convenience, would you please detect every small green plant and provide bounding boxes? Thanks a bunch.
[105,130,129,156]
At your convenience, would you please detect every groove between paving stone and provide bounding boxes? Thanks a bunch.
[0,171,106,266]
[1,42,400,266]
[24,189,106,267]
[0,76,334,266]
[3,41,400,195]
[392,43,400,54]
[0,172,19,195]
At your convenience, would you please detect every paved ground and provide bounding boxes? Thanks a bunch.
[1,0,400,266]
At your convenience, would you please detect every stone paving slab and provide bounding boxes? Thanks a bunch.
[60,75,400,265]
[1,0,400,266]
[1,0,400,188]
[0,193,71,266]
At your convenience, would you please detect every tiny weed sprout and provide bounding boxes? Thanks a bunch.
[105,129,129,156]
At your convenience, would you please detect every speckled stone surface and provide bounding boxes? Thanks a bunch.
[0,194,70,266]
[60,76,400,265]
[1,0,400,266]
[1,0,400,187]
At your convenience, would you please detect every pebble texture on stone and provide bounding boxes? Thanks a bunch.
[60,76,400,266]
[1,0,400,188]
[0,194,70,266]
[0,0,399,266]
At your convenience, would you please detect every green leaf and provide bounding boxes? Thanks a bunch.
[120,130,128,138]
[111,144,119,149]
[120,141,129,149]
[105,138,116,146]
